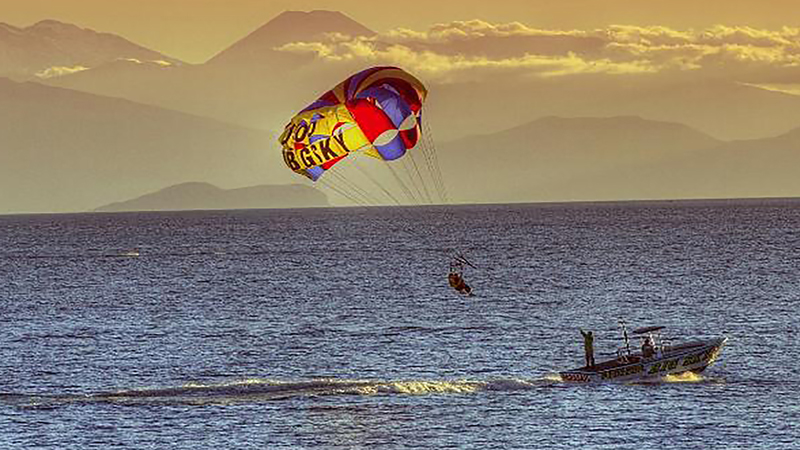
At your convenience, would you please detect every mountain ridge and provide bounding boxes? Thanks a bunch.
[0,19,182,80]
[0,78,291,214]
[207,10,375,65]
[34,13,800,142]
[450,115,722,144]
[440,115,800,204]
[95,182,328,212]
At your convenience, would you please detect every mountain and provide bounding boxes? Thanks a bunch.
[574,125,800,201]
[41,11,377,131]
[207,10,375,66]
[48,57,800,143]
[438,116,723,204]
[95,182,328,212]
[0,78,293,215]
[430,76,800,142]
[0,19,182,80]
[439,115,800,204]
[43,58,311,131]
[37,12,800,143]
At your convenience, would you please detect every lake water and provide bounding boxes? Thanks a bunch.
[1,200,799,449]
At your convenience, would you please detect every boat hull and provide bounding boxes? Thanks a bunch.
[560,337,727,383]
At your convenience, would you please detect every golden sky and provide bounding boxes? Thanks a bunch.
[3,0,800,63]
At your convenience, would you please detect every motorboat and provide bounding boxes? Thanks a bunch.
[559,322,727,383]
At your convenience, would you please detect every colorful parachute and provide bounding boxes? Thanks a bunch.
[279,66,428,181]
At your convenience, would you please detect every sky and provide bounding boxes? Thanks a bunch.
[3,0,800,63]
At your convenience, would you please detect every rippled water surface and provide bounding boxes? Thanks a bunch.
[1,200,799,449]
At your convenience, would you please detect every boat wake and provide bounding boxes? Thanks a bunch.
[6,372,724,409]
[6,376,559,408]
[662,372,706,383]
[627,372,728,385]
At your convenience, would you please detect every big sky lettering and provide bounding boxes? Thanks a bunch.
[282,133,351,171]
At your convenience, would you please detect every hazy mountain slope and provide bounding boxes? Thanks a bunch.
[42,11,371,130]
[207,10,375,66]
[0,19,181,80]
[38,12,800,143]
[95,182,328,212]
[50,55,800,143]
[0,78,292,214]
[43,60,311,131]
[565,125,800,201]
[429,76,800,142]
[438,116,723,204]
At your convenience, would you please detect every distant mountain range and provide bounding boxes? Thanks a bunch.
[0,78,291,214]
[3,70,799,212]
[207,10,375,66]
[39,11,368,131]
[0,19,182,80]
[439,116,800,203]
[591,125,800,201]
[2,11,800,214]
[430,75,800,143]
[95,182,328,212]
[24,11,800,143]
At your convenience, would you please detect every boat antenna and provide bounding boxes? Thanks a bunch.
[619,319,631,356]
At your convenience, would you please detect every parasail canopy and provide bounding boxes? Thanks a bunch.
[279,66,428,181]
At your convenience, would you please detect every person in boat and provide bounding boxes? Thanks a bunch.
[641,334,655,358]
[580,329,595,368]
[448,258,472,295]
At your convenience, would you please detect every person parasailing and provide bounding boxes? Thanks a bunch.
[448,255,473,295]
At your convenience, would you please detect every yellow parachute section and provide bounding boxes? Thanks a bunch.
[279,104,372,174]
[278,66,447,206]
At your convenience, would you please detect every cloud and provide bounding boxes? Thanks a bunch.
[745,82,800,96]
[35,65,90,79]
[697,25,800,47]
[279,40,654,82]
[33,58,174,80]
[118,58,174,66]
[389,19,585,42]
[275,22,800,83]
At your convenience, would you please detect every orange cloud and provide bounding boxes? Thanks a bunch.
[275,22,800,83]
[35,65,90,79]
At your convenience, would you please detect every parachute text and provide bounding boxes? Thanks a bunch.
[284,133,349,171]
